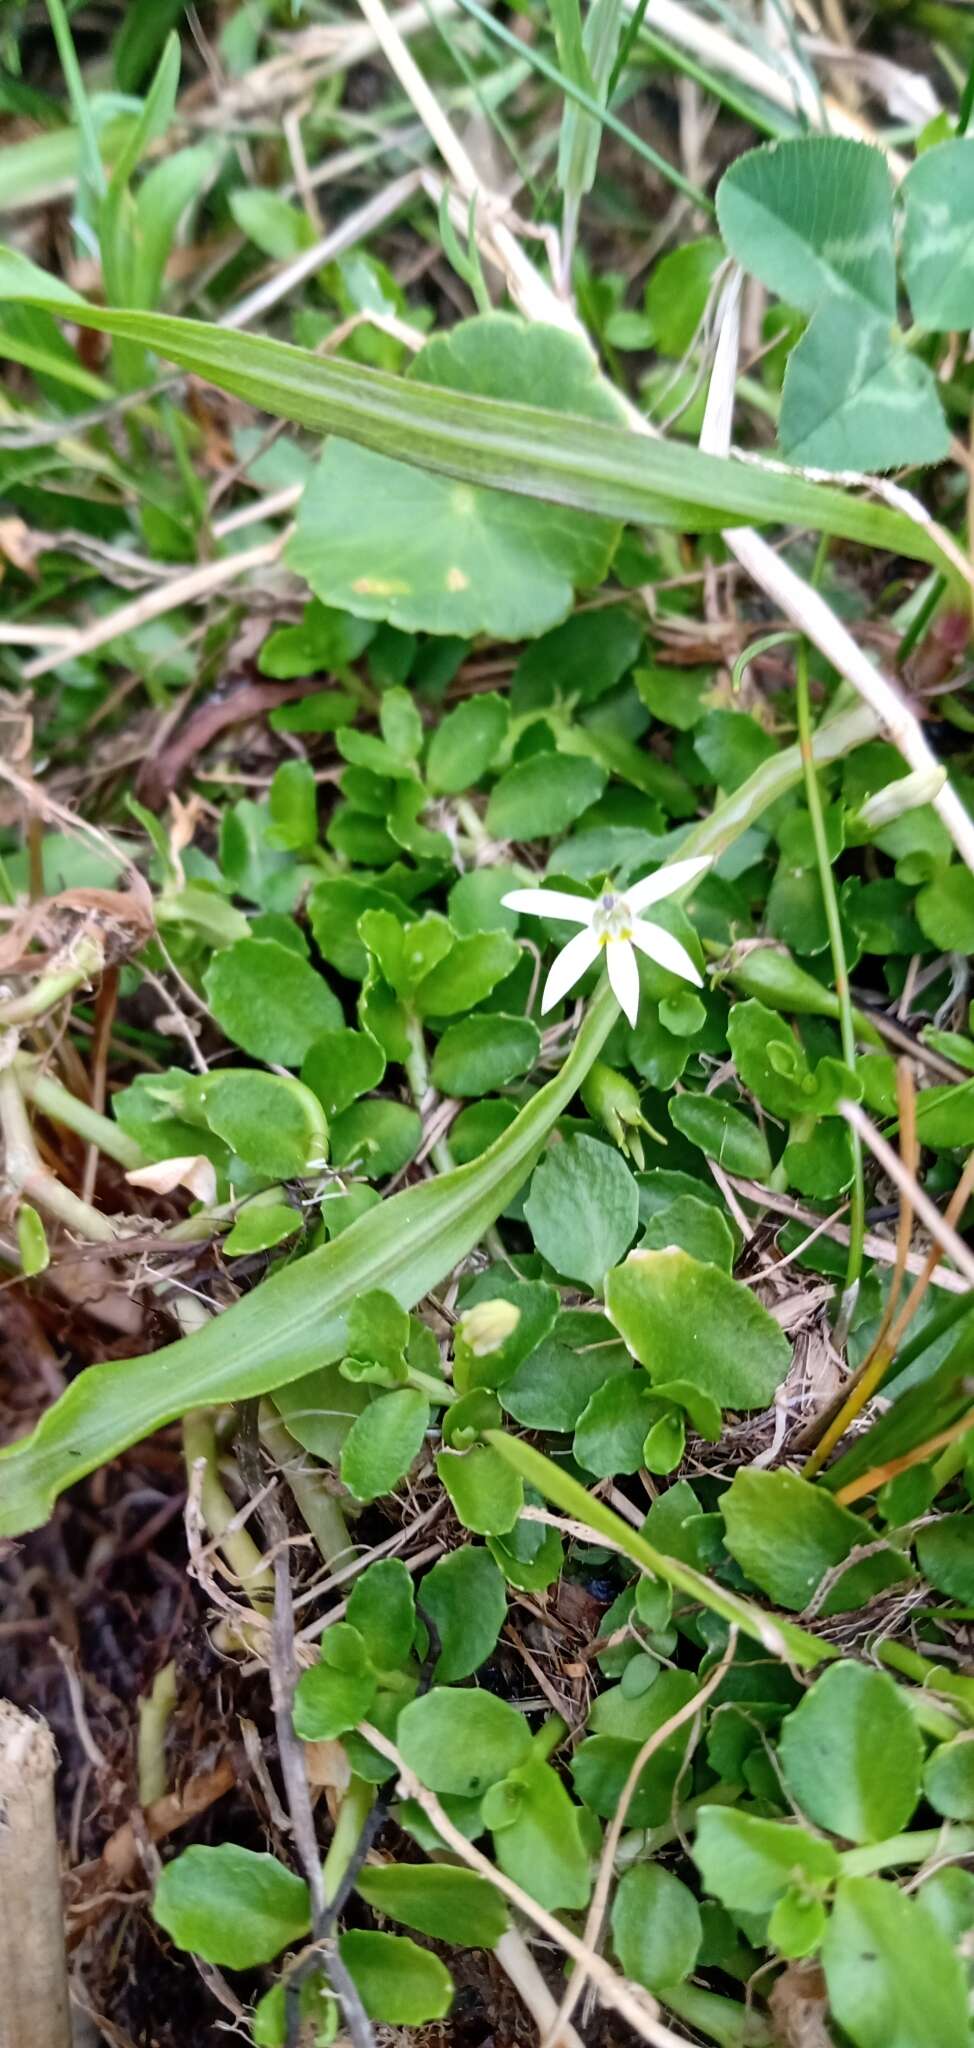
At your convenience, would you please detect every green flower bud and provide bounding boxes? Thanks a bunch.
[580,1061,662,1168]
[456,1298,520,1358]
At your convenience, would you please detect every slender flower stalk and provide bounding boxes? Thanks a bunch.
[502,855,712,1027]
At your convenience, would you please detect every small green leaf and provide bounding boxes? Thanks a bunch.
[340,1388,429,1501]
[668,1094,772,1179]
[330,1099,421,1179]
[822,1876,970,2048]
[500,1315,631,1431]
[645,237,724,355]
[273,1361,369,1462]
[397,1686,532,1797]
[639,1194,734,1271]
[259,598,373,678]
[483,1756,591,1910]
[199,1070,328,1179]
[308,877,409,981]
[692,1807,839,1915]
[224,1200,298,1257]
[338,1930,453,2023]
[436,1444,524,1535]
[204,939,342,1067]
[293,1623,378,1740]
[716,137,896,317]
[267,757,317,849]
[426,693,508,793]
[230,187,316,260]
[605,1249,790,1409]
[417,930,520,1015]
[347,1558,416,1671]
[779,303,947,471]
[251,1973,336,2047]
[419,1545,508,1680]
[901,138,974,330]
[778,1663,922,1843]
[923,1734,974,1820]
[916,1515,974,1601]
[524,1133,638,1290]
[153,1845,310,1967]
[302,1028,386,1118]
[431,1015,540,1096]
[722,1469,908,1613]
[355,1864,508,1947]
[17,1203,49,1276]
[573,1372,663,1476]
[916,865,974,952]
[611,1865,702,1990]
[486,752,608,841]
[768,1887,827,1960]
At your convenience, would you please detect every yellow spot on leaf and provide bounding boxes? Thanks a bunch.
[450,485,476,518]
[445,566,469,591]
[352,575,410,597]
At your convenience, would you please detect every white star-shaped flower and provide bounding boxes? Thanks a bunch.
[502,855,712,1028]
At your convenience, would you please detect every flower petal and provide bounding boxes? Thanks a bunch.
[501,887,594,926]
[541,925,602,1011]
[630,918,703,987]
[627,855,712,915]
[606,938,641,1027]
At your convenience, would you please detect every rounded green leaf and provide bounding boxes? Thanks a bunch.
[768,1887,828,1960]
[668,1093,772,1178]
[340,1388,429,1502]
[779,1663,922,1844]
[153,1845,310,1967]
[524,1133,638,1290]
[611,1865,702,1990]
[901,138,974,330]
[301,1027,386,1119]
[484,1756,591,1911]
[287,313,625,639]
[821,1875,970,2048]
[716,136,896,317]
[355,1864,508,1947]
[427,692,508,794]
[419,1545,508,1681]
[721,1469,908,1614]
[573,1372,662,1477]
[338,1930,453,2023]
[397,1686,532,1797]
[605,1249,790,1410]
[692,1807,839,1916]
[417,930,520,1016]
[923,1735,974,1820]
[204,939,342,1067]
[293,1623,378,1741]
[436,1444,523,1536]
[224,1200,300,1257]
[431,1014,540,1096]
[347,1557,416,1671]
[330,1099,421,1179]
[916,1515,974,1602]
[199,1070,327,1179]
[486,752,607,841]
[639,1193,734,1271]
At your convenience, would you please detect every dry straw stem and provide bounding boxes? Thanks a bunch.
[21,533,286,683]
[357,1722,692,2048]
[0,1702,72,2048]
[841,1101,974,1290]
[354,0,974,882]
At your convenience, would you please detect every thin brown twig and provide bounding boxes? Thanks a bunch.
[356,1723,690,2048]
[540,1631,739,2048]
